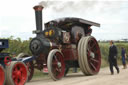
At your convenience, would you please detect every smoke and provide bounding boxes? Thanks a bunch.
[39,0,124,13]
[38,0,128,40]
[39,0,126,23]
[39,0,98,13]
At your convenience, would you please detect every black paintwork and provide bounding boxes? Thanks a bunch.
[0,39,9,52]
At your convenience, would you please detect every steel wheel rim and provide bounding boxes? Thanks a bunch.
[0,65,5,85]
[79,37,89,74]
[12,63,27,85]
[52,52,65,79]
[87,37,101,73]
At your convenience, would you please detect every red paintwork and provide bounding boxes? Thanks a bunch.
[4,56,11,66]
[43,67,48,73]
[61,44,78,61]
[12,63,27,85]
[87,38,101,73]
[62,48,78,61]
[52,52,65,79]
[0,65,5,85]
[26,62,34,81]
[33,5,43,11]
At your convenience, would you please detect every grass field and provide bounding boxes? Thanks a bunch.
[99,42,128,67]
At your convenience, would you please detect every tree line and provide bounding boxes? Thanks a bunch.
[1,36,128,67]
[1,36,32,56]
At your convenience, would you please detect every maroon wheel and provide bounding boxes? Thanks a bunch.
[0,64,5,85]
[5,61,28,85]
[86,36,101,74]
[17,53,34,82]
[47,49,65,81]
[26,62,34,81]
[78,36,101,75]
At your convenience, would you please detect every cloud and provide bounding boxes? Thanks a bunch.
[40,0,127,24]
[0,0,128,40]
[0,32,1,37]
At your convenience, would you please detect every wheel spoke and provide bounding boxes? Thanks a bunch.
[78,36,101,75]
[6,61,28,85]
[54,55,59,62]
[14,67,18,72]
[26,62,34,81]
[91,58,99,63]
[48,50,65,80]
[87,49,90,56]
[14,78,18,85]
[17,53,34,82]
[52,61,57,66]
[20,68,23,72]
[90,43,96,49]
[12,72,18,79]
[90,62,97,71]
[95,49,99,53]
[88,41,91,49]
[13,70,17,74]
[14,64,27,85]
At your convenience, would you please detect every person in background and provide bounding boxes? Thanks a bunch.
[121,47,127,69]
[108,40,119,75]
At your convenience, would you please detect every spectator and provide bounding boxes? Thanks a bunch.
[108,40,119,75]
[121,47,127,69]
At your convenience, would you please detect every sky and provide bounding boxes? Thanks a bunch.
[0,0,128,40]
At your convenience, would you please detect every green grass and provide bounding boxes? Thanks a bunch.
[33,69,48,79]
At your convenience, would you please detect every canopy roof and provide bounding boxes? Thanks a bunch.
[45,17,100,31]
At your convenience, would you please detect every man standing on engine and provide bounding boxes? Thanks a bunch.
[108,40,119,75]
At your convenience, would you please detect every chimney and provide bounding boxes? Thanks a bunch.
[33,5,44,34]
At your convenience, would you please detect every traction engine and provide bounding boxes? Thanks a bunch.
[17,5,101,81]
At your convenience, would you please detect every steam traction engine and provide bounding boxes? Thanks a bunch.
[18,5,101,81]
[0,39,28,85]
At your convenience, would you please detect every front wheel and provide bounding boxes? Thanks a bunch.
[17,53,34,82]
[0,64,5,85]
[5,61,28,85]
[47,49,65,81]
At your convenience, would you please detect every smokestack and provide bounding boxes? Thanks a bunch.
[33,5,44,34]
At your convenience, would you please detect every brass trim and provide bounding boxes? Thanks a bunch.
[47,39,52,50]
[49,41,53,50]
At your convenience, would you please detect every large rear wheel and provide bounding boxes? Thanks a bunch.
[0,64,5,85]
[6,61,28,85]
[47,49,65,81]
[78,36,101,75]
[17,53,34,82]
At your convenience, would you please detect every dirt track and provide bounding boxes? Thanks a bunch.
[26,66,128,85]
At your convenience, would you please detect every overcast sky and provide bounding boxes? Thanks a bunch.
[0,0,128,40]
